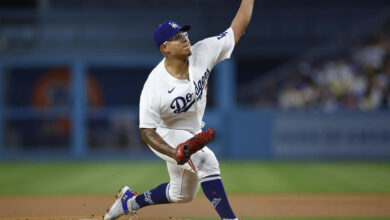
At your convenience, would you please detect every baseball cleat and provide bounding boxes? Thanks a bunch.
[103,186,137,220]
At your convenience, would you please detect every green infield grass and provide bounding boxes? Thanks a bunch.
[0,161,389,195]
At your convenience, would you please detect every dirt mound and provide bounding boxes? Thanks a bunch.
[0,194,389,219]
[0,218,186,220]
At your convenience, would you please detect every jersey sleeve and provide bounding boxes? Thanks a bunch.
[139,82,161,128]
[199,27,235,68]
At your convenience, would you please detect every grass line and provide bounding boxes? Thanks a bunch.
[0,161,390,195]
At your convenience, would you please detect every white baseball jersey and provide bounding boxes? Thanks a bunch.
[139,27,235,133]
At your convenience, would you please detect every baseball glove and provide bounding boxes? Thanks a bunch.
[176,128,215,165]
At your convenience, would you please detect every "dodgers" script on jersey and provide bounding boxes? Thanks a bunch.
[193,68,210,101]
[170,68,210,113]
[170,93,195,113]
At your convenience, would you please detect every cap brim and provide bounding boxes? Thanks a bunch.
[180,24,191,32]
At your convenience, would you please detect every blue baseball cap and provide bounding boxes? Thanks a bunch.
[154,21,191,48]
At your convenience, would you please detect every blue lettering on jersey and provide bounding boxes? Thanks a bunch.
[170,93,195,113]
[193,69,210,101]
[170,69,210,114]
[217,31,228,40]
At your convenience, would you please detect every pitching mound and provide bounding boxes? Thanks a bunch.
[0,218,186,220]
[0,194,389,219]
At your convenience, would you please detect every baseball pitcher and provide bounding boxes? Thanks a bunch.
[104,0,254,219]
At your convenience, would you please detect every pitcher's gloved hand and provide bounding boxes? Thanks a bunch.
[176,128,215,165]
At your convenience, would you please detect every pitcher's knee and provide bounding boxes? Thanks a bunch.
[169,193,195,203]
[194,148,221,179]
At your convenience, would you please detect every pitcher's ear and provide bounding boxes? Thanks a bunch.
[160,44,168,54]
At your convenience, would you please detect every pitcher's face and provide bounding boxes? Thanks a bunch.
[161,31,192,58]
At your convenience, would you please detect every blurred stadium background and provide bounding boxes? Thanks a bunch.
[1,0,389,160]
[1,0,390,219]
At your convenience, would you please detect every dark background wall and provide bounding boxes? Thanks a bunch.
[0,0,389,159]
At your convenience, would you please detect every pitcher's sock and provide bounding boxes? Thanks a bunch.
[201,175,236,219]
[132,182,171,210]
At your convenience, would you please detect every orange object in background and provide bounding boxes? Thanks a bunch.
[32,68,103,135]
[33,67,103,108]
